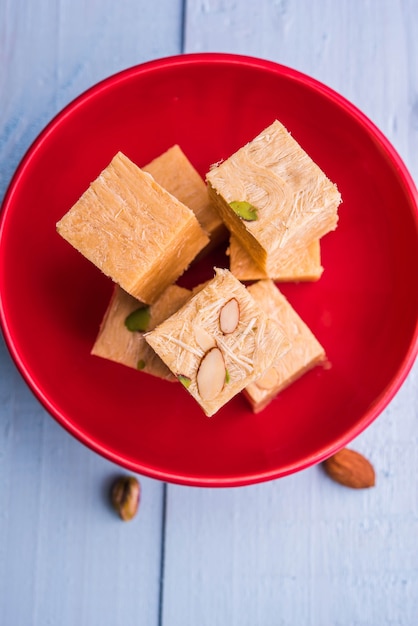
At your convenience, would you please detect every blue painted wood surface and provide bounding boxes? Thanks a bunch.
[1,1,417,624]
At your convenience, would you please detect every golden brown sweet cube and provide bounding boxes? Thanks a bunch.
[91,284,192,381]
[206,120,341,274]
[143,145,227,253]
[56,152,209,303]
[145,268,289,416]
[228,236,323,282]
[243,280,326,413]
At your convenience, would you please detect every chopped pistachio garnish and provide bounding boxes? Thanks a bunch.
[178,374,192,389]
[225,369,230,384]
[229,200,258,221]
[137,359,146,370]
[125,306,150,332]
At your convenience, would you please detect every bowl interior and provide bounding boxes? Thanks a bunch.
[1,54,417,486]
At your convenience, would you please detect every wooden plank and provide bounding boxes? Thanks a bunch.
[0,336,165,625]
[160,1,418,624]
[0,0,185,204]
[0,1,185,624]
[184,0,418,179]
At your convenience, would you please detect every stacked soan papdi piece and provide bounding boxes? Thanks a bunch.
[56,120,341,416]
[206,120,341,281]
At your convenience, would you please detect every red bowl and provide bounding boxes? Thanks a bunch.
[1,53,417,486]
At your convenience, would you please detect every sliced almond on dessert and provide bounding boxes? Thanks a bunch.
[194,325,217,352]
[196,347,226,401]
[219,298,240,334]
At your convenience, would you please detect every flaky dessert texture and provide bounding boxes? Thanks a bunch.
[56,152,209,304]
[243,280,326,413]
[91,284,192,380]
[145,268,289,416]
[206,120,341,272]
[228,236,323,281]
[143,145,227,252]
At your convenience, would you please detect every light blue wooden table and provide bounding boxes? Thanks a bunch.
[1,1,417,624]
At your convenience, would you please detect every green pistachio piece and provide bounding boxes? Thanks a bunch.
[229,200,258,221]
[124,306,150,332]
[137,359,146,370]
[178,374,192,389]
[225,369,230,384]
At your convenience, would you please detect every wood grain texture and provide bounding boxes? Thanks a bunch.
[0,337,164,625]
[1,1,418,625]
[0,286,165,621]
[0,1,184,624]
[0,0,185,204]
[184,0,418,180]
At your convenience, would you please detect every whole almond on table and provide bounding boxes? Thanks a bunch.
[322,448,375,489]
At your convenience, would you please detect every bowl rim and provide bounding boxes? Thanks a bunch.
[1,52,418,487]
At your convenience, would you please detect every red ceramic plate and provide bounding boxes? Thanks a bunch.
[1,54,418,486]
